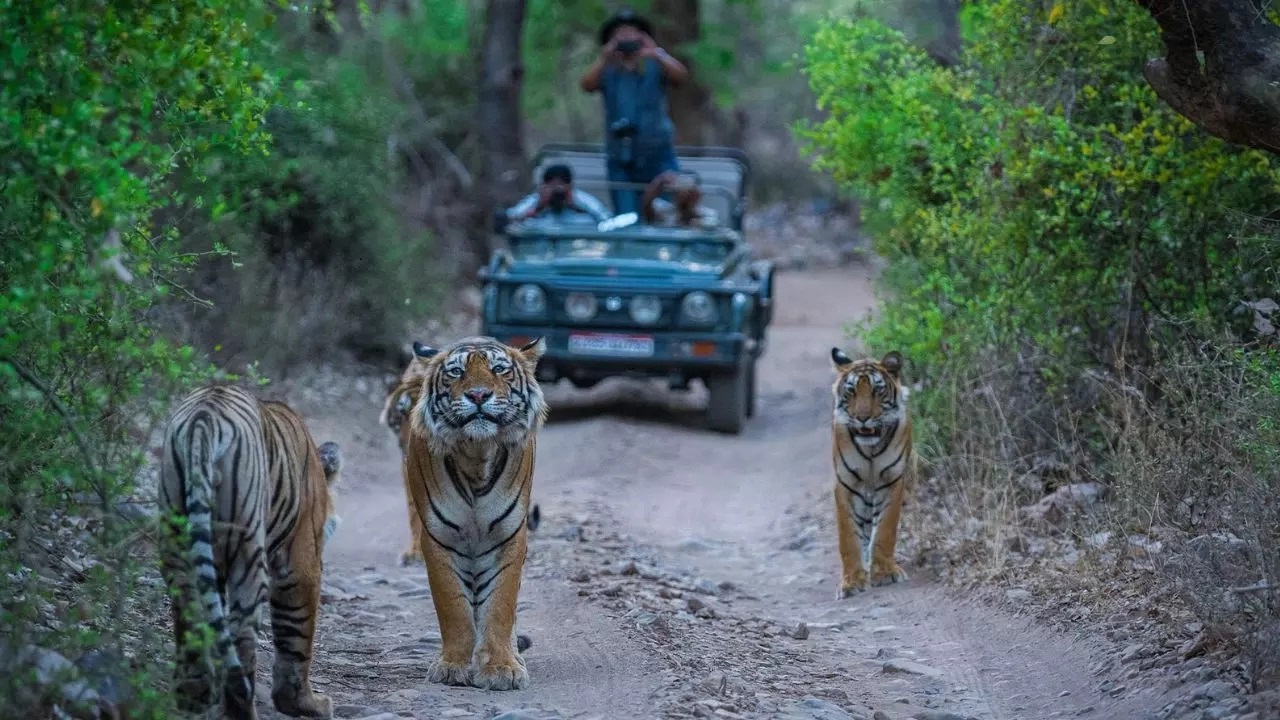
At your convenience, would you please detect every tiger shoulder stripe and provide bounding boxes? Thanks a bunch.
[829,348,912,598]
[158,384,342,718]
[380,344,540,569]
[399,335,547,691]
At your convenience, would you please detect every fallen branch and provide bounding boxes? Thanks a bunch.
[2,356,102,485]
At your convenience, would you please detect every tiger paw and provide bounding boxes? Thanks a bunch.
[427,657,473,686]
[870,560,908,587]
[271,686,332,718]
[398,546,424,567]
[471,654,529,691]
[838,570,869,598]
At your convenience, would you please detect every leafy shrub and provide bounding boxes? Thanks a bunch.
[798,0,1280,443]
[798,0,1280,685]
[167,10,471,374]
[0,1,280,714]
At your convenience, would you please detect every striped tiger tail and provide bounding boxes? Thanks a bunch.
[159,404,249,709]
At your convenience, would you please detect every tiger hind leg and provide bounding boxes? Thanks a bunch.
[224,627,260,720]
[220,543,269,720]
[168,598,223,715]
[268,562,332,718]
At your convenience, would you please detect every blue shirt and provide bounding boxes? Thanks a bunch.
[600,58,675,160]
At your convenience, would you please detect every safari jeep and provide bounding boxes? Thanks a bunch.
[478,143,776,434]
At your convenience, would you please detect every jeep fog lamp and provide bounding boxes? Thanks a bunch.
[680,291,718,325]
[629,295,662,325]
[564,292,598,321]
[511,284,546,315]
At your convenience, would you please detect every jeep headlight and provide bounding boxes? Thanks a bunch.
[680,291,718,325]
[510,284,546,316]
[564,292,598,321]
[629,295,662,325]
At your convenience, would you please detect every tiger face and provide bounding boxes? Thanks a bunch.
[411,336,548,448]
[831,348,905,446]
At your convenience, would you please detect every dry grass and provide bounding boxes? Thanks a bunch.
[902,338,1280,693]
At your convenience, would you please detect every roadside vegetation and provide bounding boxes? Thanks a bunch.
[799,0,1280,694]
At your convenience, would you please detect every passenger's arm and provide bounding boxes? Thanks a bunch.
[576,192,613,223]
[505,193,538,220]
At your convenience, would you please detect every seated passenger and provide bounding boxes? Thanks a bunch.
[640,171,718,228]
[506,164,612,223]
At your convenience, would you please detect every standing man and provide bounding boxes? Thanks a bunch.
[579,8,690,216]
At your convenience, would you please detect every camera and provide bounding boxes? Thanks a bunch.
[615,39,641,55]
[548,186,568,211]
[608,119,639,165]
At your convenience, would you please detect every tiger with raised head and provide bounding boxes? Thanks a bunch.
[395,335,547,690]
[380,347,540,568]
[158,385,343,719]
[830,348,913,597]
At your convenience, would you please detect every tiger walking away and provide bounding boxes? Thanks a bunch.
[830,348,913,597]
[396,335,548,690]
[158,385,343,720]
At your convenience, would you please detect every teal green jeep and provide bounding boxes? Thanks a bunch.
[479,144,776,434]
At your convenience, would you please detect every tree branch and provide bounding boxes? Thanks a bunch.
[1,356,102,485]
[1135,0,1280,155]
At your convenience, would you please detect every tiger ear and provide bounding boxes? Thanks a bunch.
[412,341,439,359]
[880,351,903,378]
[831,347,854,370]
[518,337,547,365]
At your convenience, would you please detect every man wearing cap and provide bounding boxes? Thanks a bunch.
[579,8,690,217]
[505,163,612,224]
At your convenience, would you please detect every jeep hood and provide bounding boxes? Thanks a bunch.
[534,257,726,278]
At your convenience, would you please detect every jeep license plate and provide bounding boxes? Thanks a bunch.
[567,333,655,357]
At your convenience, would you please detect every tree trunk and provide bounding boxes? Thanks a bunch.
[473,0,528,266]
[1136,0,1280,156]
[652,0,709,146]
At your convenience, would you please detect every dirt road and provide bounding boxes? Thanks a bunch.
[269,267,1178,720]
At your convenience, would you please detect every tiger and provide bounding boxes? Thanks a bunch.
[830,348,913,597]
[158,385,343,719]
[380,343,541,569]
[397,335,547,690]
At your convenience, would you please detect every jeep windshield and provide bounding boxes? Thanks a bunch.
[508,235,734,267]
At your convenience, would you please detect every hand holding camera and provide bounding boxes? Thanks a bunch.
[603,31,658,64]
[535,184,574,214]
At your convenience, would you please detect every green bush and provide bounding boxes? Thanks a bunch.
[0,2,281,714]
[798,0,1280,438]
[798,0,1280,680]
[169,9,470,373]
